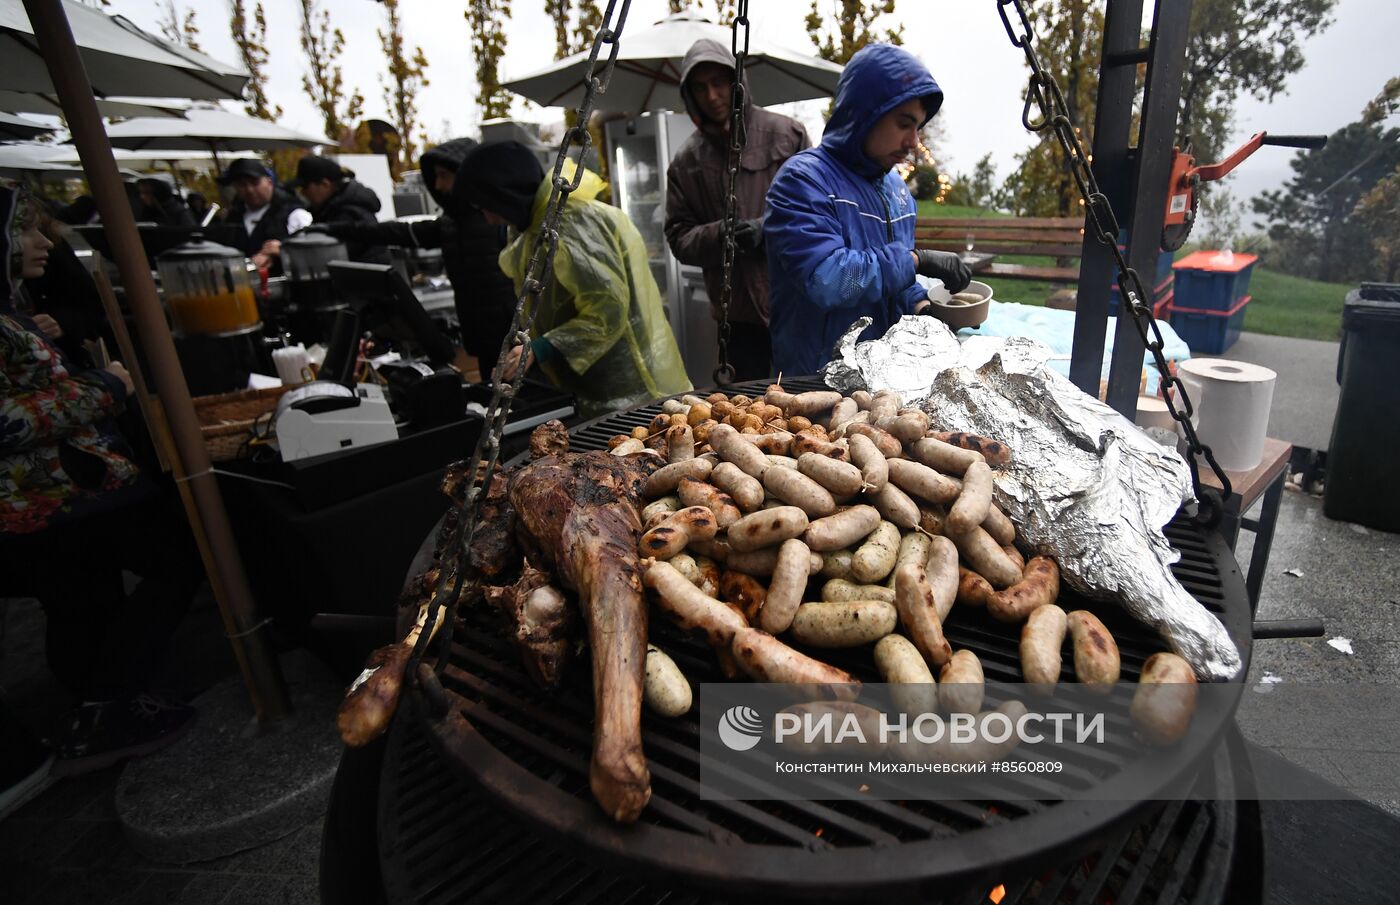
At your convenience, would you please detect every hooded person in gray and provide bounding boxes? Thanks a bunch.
[663,38,809,381]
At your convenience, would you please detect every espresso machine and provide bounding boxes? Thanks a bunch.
[157,235,275,395]
[280,232,350,345]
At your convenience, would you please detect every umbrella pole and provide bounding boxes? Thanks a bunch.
[22,0,292,725]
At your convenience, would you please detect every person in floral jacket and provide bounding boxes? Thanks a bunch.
[0,184,199,777]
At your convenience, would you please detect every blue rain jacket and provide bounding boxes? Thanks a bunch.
[765,44,943,375]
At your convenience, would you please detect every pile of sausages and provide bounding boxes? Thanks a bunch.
[611,385,1198,746]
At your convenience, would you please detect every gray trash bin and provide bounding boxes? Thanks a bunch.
[1324,284,1400,532]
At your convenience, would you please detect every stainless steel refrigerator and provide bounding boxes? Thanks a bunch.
[605,112,722,387]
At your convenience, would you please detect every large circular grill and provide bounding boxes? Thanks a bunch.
[405,377,1253,901]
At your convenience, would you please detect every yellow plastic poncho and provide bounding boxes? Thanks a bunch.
[499,162,692,418]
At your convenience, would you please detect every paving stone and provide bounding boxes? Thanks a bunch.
[221,873,320,905]
[169,871,242,905]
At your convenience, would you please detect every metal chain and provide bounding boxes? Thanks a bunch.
[997,0,1232,525]
[712,0,750,386]
[407,0,635,679]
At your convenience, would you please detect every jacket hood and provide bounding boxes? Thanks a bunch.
[324,180,382,216]
[421,137,478,206]
[820,43,942,180]
[2,184,32,302]
[451,140,545,230]
[136,176,175,202]
[679,38,750,134]
[527,158,604,229]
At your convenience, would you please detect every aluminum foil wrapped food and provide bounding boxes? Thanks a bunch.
[822,316,1242,681]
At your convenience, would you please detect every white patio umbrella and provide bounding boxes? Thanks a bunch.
[42,146,220,172]
[0,0,248,99]
[502,10,843,111]
[100,105,332,167]
[0,138,84,176]
[0,90,190,119]
[0,110,53,140]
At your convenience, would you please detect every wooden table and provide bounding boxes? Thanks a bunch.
[1200,436,1293,611]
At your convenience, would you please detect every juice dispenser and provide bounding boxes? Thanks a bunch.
[158,235,261,337]
[157,235,273,395]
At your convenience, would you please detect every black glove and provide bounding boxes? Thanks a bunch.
[914,249,972,293]
[730,218,764,253]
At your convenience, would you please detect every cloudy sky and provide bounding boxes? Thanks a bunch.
[103,0,1398,224]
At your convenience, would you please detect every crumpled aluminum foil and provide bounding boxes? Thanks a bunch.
[822,317,1242,681]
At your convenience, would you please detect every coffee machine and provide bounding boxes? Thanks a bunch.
[157,234,274,395]
[280,232,350,345]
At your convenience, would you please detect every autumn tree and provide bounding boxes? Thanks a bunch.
[804,0,903,66]
[572,0,604,53]
[299,0,365,144]
[378,0,430,171]
[466,0,512,121]
[1180,0,1336,162]
[1252,79,1400,283]
[228,1,280,121]
[157,0,201,52]
[1005,0,1102,217]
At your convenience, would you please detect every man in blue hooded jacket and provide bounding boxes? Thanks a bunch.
[765,44,971,374]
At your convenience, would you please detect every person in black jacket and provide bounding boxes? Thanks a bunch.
[288,156,390,264]
[218,158,312,274]
[135,177,194,227]
[310,138,517,378]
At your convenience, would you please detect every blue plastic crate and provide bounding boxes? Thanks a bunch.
[1169,295,1250,355]
[1172,251,1257,312]
[1113,232,1176,286]
[1109,273,1173,317]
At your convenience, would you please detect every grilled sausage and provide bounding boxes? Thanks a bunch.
[1131,652,1199,745]
[986,556,1060,623]
[1068,610,1120,692]
[727,505,810,553]
[1020,603,1068,692]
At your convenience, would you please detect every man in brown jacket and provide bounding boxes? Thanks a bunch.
[664,38,810,380]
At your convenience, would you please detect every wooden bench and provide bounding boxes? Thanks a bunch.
[914,216,1085,283]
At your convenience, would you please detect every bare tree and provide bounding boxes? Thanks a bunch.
[378,0,431,170]
[228,0,280,121]
[299,0,365,144]
[466,0,513,121]
[804,0,903,65]
[157,0,201,52]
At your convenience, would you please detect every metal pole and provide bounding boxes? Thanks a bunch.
[22,0,291,723]
[1069,0,1145,397]
[1105,0,1192,418]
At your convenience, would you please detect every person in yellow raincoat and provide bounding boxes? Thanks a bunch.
[451,141,692,418]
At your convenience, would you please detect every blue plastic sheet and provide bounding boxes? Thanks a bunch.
[956,299,1191,395]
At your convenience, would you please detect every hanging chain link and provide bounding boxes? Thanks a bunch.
[712,0,750,386]
[997,0,1232,525]
[407,0,635,679]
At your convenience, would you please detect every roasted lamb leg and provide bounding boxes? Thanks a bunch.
[509,450,658,822]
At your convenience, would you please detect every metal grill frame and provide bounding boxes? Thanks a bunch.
[406,377,1253,900]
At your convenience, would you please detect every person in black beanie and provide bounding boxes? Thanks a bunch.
[451,141,690,416]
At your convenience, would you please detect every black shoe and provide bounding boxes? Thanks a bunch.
[52,694,197,776]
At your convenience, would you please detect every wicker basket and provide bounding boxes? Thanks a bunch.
[192,385,290,462]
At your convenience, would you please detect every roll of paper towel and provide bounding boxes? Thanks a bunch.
[272,344,312,386]
[1176,359,1276,472]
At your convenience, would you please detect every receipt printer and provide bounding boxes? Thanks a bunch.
[275,381,399,461]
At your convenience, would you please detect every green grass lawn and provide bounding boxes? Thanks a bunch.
[913,202,1349,341]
